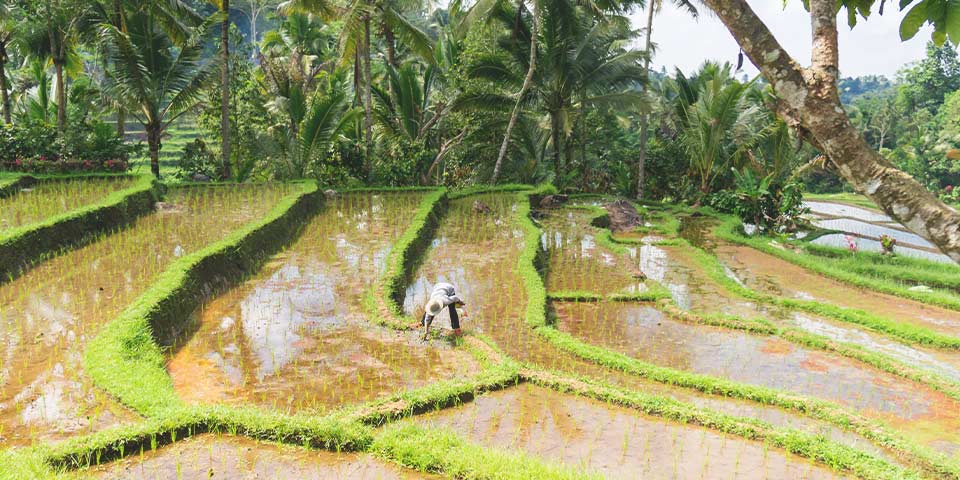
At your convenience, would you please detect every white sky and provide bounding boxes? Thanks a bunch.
[632,1,950,79]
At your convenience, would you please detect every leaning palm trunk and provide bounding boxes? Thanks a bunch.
[704,0,960,262]
[490,3,539,185]
[220,0,232,180]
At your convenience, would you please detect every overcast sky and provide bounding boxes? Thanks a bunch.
[631,1,950,79]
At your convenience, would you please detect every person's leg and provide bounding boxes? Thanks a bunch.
[448,304,460,330]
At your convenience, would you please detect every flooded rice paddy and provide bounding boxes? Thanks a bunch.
[804,200,951,262]
[0,185,294,445]
[8,185,960,477]
[88,433,436,479]
[168,193,479,413]
[417,384,846,479]
[0,176,137,232]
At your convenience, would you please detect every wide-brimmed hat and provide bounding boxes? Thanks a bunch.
[426,298,444,316]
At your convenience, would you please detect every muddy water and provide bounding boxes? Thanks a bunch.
[88,433,435,479]
[556,301,960,455]
[169,193,478,413]
[717,244,960,339]
[805,200,950,262]
[406,197,889,460]
[418,384,846,480]
[539,208,646,294]
[0,177,136,232]
[0,185,294,446]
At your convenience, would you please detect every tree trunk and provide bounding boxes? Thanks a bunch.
[221,0,232,180]
[635,0,656,200]
[363,18,373,180]
[116,108,125,137]
[490,3,539,184]
[551,111,562,178]
[147,124,161,178]
[54,61,66,133]
[385,24,396,67]
[0,43,10,125]
[702,0,960,263]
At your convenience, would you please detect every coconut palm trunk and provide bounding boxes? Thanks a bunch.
[490,2,539,184]
[363,17,373,179]
[635,0,655,200]
[0,42,10,125]
[147,123,161,178]
[221,0,232,180]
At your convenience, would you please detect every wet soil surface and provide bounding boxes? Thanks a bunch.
[88,433,436,479]
[0,185,294,446]
[418,384,847,479]
[0,177,136,232]
[804,201,950,262]
[539,208,646,294]
[717,244,960,339]
[169,193,478,413]
[408,197,888,461]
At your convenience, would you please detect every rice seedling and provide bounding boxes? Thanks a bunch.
[0,176,137,232]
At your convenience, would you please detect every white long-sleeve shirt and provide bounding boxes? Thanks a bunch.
[429,282,463,307]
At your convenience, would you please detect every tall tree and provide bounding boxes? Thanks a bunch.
[635,0,696,199]
[210,0,233,179]
[281,0,434,178]
[0,1,18,125]
[699,0,960,262]
[99,12,219,178]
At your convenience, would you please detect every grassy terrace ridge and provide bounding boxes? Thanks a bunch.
[714,215,960,312]
[513,191,960,479]
[363,187,448,330]
[0,183,936,480]
[576,201,960,413]
[83,181,321,417]
[0,174,158,283]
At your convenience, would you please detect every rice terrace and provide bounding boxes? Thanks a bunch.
[8,0,960,479]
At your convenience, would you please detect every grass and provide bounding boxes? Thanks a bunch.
[0,174,158,282]
[363,188,447,329]
[83,181,321,417]
[522,368,918,480]
[715,216,960,312]
[371,423,605,480]
[806,192,881,211]
[513,191,960,479]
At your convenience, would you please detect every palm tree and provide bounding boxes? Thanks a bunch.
[0,1,19,124]
[99,13,220,178]
[635,0,697,199]
[469,6,646,182]
[280,0,434,179]
[678,71,766,200]
[209,0,233,179]
[19,0,85,134]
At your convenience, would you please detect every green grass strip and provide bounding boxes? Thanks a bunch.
[714,215,960,311]
[515,192,959,478]
[800,241,960,291]
[364,188,447,330]
[370,423,603,480]
[522,368,917,480]
[83,182,321,417]
[685,227,960,350]
[532,325,960,479]
[447,183,537,200]
[0,174,158,282]
[0,174,31,199]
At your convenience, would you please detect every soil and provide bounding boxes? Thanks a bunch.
[604,199,642,233]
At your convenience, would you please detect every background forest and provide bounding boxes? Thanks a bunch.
[1,0,960,229]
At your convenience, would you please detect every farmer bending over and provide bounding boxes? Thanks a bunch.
[421,282,465,337]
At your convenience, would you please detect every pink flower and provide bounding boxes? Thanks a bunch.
[844,235,858,254]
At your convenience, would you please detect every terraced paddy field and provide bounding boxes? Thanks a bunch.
[4,180,960,479]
